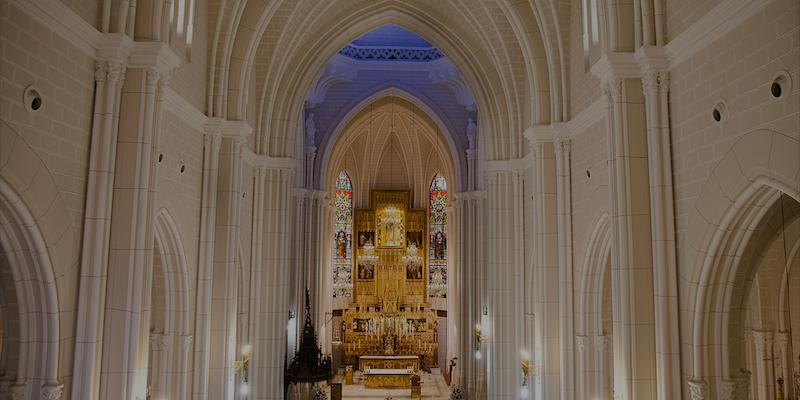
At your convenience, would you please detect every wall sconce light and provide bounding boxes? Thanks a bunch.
[232,344,252,383]
[520,349,531,387]
[474,323,486,350]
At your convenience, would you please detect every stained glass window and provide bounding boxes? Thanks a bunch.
[333,171,353,298]
[428,173,447,298]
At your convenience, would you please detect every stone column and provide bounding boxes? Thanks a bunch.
[207,135,246,399]
[100,66,170,400]
[147,334,167,398]
[775,332,794,399]
[71,57,127,400]
[554,137,575,400]
[250,166,293,399]
[602,76,658,400]
[751,330,775,400]
[454,191,485,398]
[596,334,613,399]
[640,63,681,400]
[530,141,560,400]
[575,335,589,400]
[485,169,526,400]
[289,188,328,355]
[192,129,222,400]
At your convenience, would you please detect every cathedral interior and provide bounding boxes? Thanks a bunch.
[0,0,798,399]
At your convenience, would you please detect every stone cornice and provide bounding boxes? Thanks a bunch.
[128,41,181,76]
[590,52,640,83]
[291,188,328,199]
[164,87,208,131]
[242,148,295,170]
[524,95,605,143]
[452,191,486,201]
[12,0,100,56]
[203,118,253,141]
[483,156,533,173]
[664,0,773,69]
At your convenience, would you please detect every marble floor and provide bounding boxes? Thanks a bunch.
[328,368,451,399]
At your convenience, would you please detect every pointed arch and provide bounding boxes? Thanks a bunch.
[317,86,463,192]
[685,129,800,395]
[0,179,60,397]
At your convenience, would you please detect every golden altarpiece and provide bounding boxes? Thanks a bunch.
[341,190,438,369]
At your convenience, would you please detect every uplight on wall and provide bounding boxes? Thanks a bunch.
[232,344,251,382]
[520,349,531,386]
[474,323,486,350]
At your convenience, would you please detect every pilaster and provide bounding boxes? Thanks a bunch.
[554,137,575,400]
[71,58,127,400]
[453,190,486,398]
[289,188,329,355]
[529,140,559,400]
[638,46,681,400]
[751,330,775,400]
[192,128,222,400]
[71,34,180,400]
[207,133,246,399]
[249,165,294,399]
[595,54,658,399]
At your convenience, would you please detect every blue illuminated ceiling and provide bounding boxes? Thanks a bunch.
[351,24,435,48]
[340,24,443,62]
[308,24,475,163]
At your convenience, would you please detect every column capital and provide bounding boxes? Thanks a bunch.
[575,335,588,352]
[641,70,670,94]
[179,334,194,350]
[94,60,127,83]
[750,329,774,353]
[554,136,572,155]
[687,378,708,400]
[594,334,611,352]
[40,382,65,400]
[8,383,25,400]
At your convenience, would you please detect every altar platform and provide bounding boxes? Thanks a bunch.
[329,367,450,399]
[363,368,413,388]
[358,355,419,371]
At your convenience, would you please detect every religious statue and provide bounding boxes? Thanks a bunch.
[305,113,316,145]
[466,117,477,150]
[336,230,348,259]
[378,206,404,247]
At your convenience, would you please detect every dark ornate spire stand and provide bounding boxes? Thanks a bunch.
[285,290,333,397]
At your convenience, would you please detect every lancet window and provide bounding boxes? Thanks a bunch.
[333,171,353,297]
[428,173,447,298]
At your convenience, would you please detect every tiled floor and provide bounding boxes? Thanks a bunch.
[329,368,451,399]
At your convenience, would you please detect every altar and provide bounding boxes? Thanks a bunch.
[358,355,419,371]
[363,368,413,389]
[341,190,439,367]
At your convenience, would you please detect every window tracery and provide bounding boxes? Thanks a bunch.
[333,171,353,297]
[428,173,447,298]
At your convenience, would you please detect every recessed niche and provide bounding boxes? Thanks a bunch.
[770,71,791,99]
[712,100,727,124]
[23,85,42,113]
[586,169,591,178]
[771,82,782,98]
[180,164,186,174]
[158,153,164,163]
